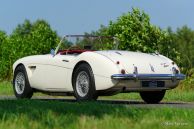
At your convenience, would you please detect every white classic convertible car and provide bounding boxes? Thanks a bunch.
[13,35,185,103]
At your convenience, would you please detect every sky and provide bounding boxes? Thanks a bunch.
[0,0,193,36]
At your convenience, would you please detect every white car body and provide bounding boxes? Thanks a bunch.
[13,35,185,103]
[13,49,185,94]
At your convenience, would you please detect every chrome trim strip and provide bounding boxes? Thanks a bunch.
[111,74,186,81]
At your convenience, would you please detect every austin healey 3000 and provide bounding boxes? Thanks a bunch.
[13,35,185,103]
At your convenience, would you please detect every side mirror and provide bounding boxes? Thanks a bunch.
[50,49,55,57]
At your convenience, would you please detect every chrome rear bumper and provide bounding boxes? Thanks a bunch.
[111,74,186,81]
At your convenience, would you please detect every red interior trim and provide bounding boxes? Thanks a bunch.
[59,50,94,55]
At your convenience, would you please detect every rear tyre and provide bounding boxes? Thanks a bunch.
[72,63,98,101]
[13,65,33,99]
[140,90,166,104]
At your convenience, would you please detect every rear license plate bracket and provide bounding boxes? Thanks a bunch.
[141,81,165,87]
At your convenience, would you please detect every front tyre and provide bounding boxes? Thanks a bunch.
[73,63,98,101]
[13,65,33,99]
[140,90,166,104]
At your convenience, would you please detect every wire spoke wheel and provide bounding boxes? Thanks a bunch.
[15,72,25,94]
[76,71,89,97]
[13,65,33,99]
[73,63,98,101]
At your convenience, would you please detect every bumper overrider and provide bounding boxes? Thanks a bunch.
[111,73,186,81]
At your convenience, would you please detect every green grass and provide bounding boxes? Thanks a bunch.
[0,81,13,95]
[0,81,49,97]
[0,81,194,129]
[0,100,193,129]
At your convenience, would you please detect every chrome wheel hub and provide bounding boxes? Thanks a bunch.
[15,72,25,94]
[76,71,89,97]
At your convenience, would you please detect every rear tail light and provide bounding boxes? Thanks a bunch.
[172,67,179,74]
[121,69,126,74]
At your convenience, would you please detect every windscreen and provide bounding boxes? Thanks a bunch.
[60,35,116,51]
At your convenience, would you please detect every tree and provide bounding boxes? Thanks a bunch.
[157,27,181,65]
[107,8,163,51]
[90,8,180,65]
[0,31,7,57]
[0,19,59,79]
[0,31,8,80]
[169,26,194,74]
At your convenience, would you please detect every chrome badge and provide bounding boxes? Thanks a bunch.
[149,64,155,72]
[160,63,169,67]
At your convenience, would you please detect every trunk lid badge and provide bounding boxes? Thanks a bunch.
[149,64,155,72]
[161,63,169,67]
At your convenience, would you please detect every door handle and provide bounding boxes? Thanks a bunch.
[62,60,69,62]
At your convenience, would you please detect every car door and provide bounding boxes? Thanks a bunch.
[28,54,74,91]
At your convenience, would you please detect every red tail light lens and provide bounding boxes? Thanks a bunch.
[121,69,126,74]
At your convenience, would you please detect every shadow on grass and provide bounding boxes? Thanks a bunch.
[0,98,191,119]
[0,99,145,118]
[0,99,194,128]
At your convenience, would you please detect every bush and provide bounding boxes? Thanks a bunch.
[0,20,59,79]
[90,8,180,64]
[0,31,9,80]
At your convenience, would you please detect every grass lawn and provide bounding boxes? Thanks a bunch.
[0,81,194,129]
[0,100,193,129]
[0,81,13,95]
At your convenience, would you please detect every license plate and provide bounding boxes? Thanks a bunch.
[142,81,165,87]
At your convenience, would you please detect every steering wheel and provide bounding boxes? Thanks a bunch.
[66,46,82,55]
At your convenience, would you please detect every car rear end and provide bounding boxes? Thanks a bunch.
[96,50,185,92]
